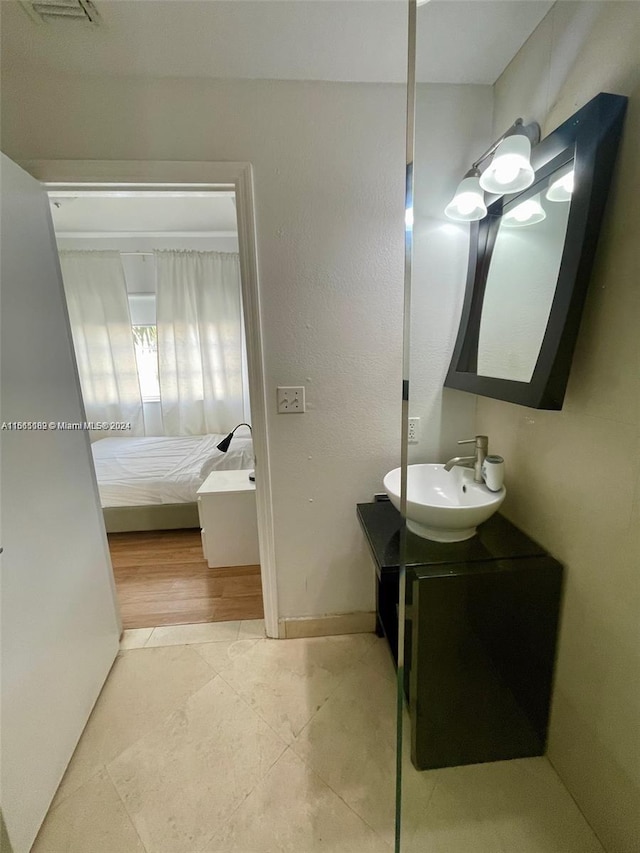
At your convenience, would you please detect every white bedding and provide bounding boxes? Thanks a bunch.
[92,434,254,507]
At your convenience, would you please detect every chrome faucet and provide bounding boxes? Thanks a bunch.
[444,435,489,484]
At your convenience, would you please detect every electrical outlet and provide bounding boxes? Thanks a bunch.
[408,417,420,444]
[277,386,306,413]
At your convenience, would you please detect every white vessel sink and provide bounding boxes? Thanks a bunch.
[383,463,506,543]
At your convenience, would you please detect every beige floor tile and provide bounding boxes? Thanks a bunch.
[401,772,507,853]
[360,637,396,683]
[401,757,605,853]
[192,638,259,673]
[293,661,397,843]
[238,618,266,639]
[120,628,154,650]
[108,675,287,853]
[32,769,146,853]
[325,632,377,658]
[220,636,372,743]
[204,749,392,853]
[53,645,214,805]
[37,630,605,853]
[145,620,241,646]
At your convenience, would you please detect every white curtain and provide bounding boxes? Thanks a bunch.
[59,251,144,436]
[155,250,247,435]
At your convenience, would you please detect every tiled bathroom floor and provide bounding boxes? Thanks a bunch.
[33,624,605,853]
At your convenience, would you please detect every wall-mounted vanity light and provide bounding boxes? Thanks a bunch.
[479,131,537,194]
[444,92,627,410]
[444,168,487,222]
[445,118,541,222]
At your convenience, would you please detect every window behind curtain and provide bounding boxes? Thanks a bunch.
[128,293,160,402]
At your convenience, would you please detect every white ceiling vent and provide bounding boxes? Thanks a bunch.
[20,0,100,24]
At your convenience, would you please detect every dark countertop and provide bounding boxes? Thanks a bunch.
[357,501,547,576]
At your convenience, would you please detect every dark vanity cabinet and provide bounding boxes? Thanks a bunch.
[357,502,563,771]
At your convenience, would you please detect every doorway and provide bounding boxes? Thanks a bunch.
[32,160,279,638]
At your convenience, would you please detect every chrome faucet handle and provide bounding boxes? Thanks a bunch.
[458,435,489,449]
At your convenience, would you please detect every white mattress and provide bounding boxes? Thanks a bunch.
[92,434,254,508]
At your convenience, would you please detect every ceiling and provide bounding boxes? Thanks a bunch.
[2,0,553,85]
[49,194,238,234]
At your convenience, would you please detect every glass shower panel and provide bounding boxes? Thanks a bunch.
[395,2,611,852]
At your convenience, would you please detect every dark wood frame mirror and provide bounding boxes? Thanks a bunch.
[444,92,627,409]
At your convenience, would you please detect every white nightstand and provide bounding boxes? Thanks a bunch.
[196,470,259,568]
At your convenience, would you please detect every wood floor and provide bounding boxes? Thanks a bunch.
[109,529,263,630]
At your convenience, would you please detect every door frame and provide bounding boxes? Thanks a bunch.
[24,159,280,638]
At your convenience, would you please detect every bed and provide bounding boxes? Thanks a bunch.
[91,434,254,532]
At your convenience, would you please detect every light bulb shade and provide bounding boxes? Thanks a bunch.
[479,134,535,194]
[502,193,546,228]
[444,175,487,222]
[546,169,574,202]
[216,431,234,453]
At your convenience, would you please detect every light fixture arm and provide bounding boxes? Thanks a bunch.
[471,118,541,171]
[216,423,255,481]
[231,422,252,437]
[462,166,481,180]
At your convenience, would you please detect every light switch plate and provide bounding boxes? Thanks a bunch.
[277,386,305,413]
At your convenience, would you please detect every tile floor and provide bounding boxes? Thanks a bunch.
[33,624,605,853]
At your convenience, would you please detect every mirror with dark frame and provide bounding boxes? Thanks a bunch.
[445,92,628,410]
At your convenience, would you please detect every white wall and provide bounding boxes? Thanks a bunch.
[411,84,492,462]
[476,4,640,850]
[0,74,406,619]
[1,73,488,622]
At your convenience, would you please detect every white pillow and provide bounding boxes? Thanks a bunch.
[200,439,254,479]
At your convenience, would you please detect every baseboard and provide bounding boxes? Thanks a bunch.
[280,612,376,639]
